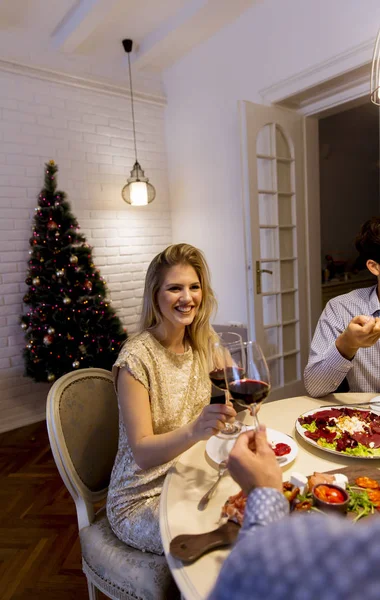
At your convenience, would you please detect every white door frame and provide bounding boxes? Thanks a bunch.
[258,37,376,340]
[259,37,375,116]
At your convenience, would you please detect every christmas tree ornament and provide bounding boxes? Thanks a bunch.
[63,296,71,305]
[56,269,65,277]
[79,344,86,353]
[72,360,80,369]
[23,293,31,303]
[67,333,74,340]
[25,277,32,285]
[32,277,41,286]
[40,257,44,263]
[26,343,33,350]
[47,326,55,335]
[28,250,33,255]
[47,221,58,230]
[84,280,92,291]
[69,255,78,264]
[55,231,60,238]
[47,373,55,382]
[21,322,28,330]
[43,334,54,346]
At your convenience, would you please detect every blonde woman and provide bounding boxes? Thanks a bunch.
[107,244,236,554]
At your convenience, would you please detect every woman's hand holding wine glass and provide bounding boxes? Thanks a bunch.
[191,403,237,441]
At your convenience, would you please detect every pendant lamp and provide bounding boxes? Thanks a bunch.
[371,29,380,105]
[121,39,156,205]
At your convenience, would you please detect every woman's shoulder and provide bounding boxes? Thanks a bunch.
[115,331,153,362]
[124,330,152,350]
[113,332,155,389]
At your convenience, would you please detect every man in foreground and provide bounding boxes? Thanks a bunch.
[209,426,380,600]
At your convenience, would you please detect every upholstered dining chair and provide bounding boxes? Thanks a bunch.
[46,367,179,600]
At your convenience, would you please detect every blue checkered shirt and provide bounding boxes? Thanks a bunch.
[304,285,380,397]
[209,487,380,600]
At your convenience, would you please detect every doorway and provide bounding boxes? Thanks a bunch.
[263,56,378,339]
[241,58,379,398]
[319,101,379,307]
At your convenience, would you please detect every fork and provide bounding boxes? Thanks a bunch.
[198,461,228,510]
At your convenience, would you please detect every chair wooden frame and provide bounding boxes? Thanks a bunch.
[46,367,115,599]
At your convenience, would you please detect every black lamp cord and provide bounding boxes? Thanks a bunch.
[127,52,138,165]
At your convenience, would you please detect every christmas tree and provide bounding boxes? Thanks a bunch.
[21,160,127,383]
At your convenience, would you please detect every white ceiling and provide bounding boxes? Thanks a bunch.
[0,0,256,91]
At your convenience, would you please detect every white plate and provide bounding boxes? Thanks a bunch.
[205,427,298,466]
[296,406,380,459]
[370,396,380,415]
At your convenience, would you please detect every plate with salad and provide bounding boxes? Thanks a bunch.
[296,406,380,459]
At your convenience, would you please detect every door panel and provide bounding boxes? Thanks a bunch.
[239,101,311,400]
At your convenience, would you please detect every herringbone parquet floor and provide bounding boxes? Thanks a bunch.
[0,420,107,600]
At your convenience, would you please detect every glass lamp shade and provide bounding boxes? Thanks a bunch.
[371,29,380,105]
[121,161,156,206]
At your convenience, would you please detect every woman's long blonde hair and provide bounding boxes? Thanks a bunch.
[140,243,218,374]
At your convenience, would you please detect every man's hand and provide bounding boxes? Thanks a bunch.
[227,425,283,495]
[336,315,380,360]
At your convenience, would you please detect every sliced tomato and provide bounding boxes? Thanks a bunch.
[355,477,379,489]
[367,490,380,506]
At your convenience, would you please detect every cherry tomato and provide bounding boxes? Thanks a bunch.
[314,485,345,504]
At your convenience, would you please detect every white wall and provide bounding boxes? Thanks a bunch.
[163,0,380,326]
[0,69,171,432]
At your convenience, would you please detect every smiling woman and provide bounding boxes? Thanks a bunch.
[106,244,237,555]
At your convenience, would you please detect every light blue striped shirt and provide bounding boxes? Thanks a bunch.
[304,285,380,397]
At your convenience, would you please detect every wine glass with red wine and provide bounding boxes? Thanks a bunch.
[224,340,271,430]
[208,332,243,435]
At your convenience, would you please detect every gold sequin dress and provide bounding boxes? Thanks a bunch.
[106,331,210,554]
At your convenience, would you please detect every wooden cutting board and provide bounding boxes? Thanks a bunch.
[169,465,380,563]
[324,464,380,483]
[169,520,240,562]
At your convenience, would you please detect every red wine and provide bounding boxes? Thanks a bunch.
[229,379,270,406]
[209,367,245,390]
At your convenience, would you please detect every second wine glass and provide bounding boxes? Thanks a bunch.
[224,340,271,430]
[209,332,243,435]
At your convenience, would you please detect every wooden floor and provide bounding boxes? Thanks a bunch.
[0,420,107,600]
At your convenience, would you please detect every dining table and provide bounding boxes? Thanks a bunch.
[159,392,380,600]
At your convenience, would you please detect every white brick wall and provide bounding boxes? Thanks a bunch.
[0,69,172,433]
